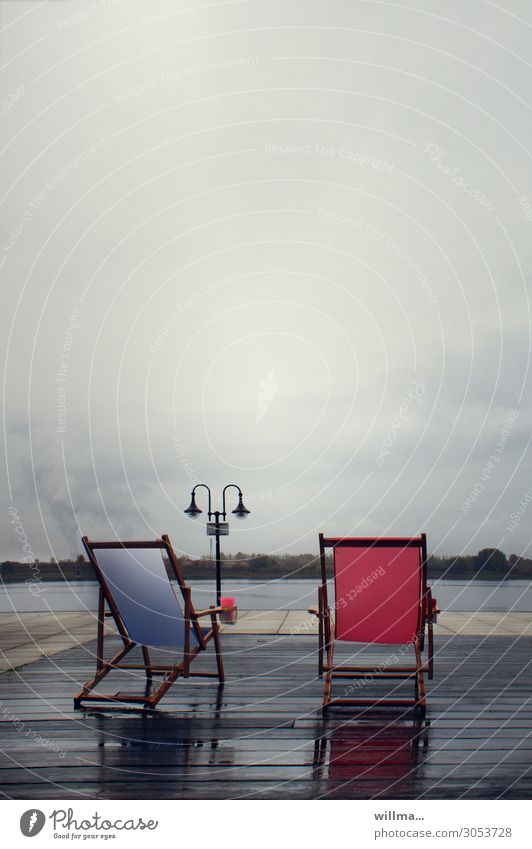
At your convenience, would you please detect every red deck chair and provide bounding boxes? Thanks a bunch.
[309,534,438,713]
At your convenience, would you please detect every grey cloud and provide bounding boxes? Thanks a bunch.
[1,0,531,560]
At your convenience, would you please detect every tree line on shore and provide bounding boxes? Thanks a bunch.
[0,547,531,582]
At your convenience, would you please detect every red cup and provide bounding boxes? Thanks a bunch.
[220,596,237,624]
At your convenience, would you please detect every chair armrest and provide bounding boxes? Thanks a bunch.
[195,606,234,618]
[426,592,440,620]
[309,607,332,618]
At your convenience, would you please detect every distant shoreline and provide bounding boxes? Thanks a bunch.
[2,546,531,584]
[0,548,532,584]
[2,577,531,585]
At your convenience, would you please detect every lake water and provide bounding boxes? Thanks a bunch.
[2,579,532,613]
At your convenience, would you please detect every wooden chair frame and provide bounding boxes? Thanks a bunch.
[309,534,438,714]
[74,534,228,710]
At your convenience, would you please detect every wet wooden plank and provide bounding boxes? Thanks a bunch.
[1,634,532,799]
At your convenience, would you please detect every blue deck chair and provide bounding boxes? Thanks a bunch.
[74,535,230,709]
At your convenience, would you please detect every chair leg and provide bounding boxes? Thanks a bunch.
[428,617,434,680]
[74,641,135,708]
[415,639,426,714]
[211,613,225,683]
[315,586,325,677]
[323,606,331,658]
[148,661,186,709]
[142,646,152,682]
[96,588,105,671]
[318,612,324,678]
[322,624,335,710]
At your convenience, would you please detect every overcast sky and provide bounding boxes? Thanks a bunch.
[1,0,531,562]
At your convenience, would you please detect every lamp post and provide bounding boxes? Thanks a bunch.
[184,483,251,605]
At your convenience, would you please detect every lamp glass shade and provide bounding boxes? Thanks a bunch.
[184,492,202,518]
[232,494,251,520]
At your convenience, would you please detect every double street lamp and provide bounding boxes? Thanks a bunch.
[184,483,250,604]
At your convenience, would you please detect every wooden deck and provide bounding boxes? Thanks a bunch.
[1,631,532,799]
[2,611,531,673]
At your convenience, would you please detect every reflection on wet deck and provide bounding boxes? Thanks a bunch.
[1,634,531,799]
